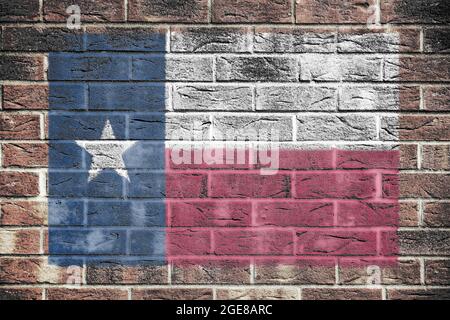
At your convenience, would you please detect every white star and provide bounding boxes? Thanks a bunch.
[76,120,135,182]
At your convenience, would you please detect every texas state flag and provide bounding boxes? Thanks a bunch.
[47,29,400,271]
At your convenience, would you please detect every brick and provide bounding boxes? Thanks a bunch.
[44,0,125,22]
[424,202,450,227]
[214,230,294,255]
[0,229,40,254]
[167,229,212,256]
[216,288,297,300]
[46,288,128,300]
[48,200,84,226]
[297,115,377,141]
[382,116,450,141]
[216,56,298,82]
[133,56,214,81]
[171,27,250,52]
[2,143,48,167]
[387,289,450,300]
[267,149,334,170]
[339,86,420,111]
[0,55,45,80]
[0,201,46,226]
[129,0,208,22]
[86,27,166,52]
[254,258,336,284]
[48,143,84,169]
[166,173,208,198]
[423,86,450,111]
[337,28,420,53]
[254,27,336,53]
[210,173,290,198]
[299,54,382,81]
[171,260,251,284]
[174,85,253,111]
[48,53,130,81]
[254,201,334,227]
[86,260,168,284]
[339,259,421,285]
[213,0,292,23]
[303,288,382,300]
[336,150,400,169]
[129,230,165,255]
[170,201,251,227]
[213,115,292,141]
[400,144,418,169]
[425,260,450,285]
[296,0,377,23]
[422,145,450,170]
[424,28,450,53]
[0,172,39,197]
[337,202,399,227]
[399,202,419,227]
[0,114,40,140]
[296,230,377,255]
[132,288,213,300]
[2,27,83,51]
[256,85,337,111]
[0,288,42,300]
[0,0,40,22]
[384,57,450,82]
[396,230,450,255]
[381,0,450,24]
[48,115,125,140]
[2,85,49,110]
[394,173,450,199]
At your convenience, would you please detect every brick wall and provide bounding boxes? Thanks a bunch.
[0,0,449,300]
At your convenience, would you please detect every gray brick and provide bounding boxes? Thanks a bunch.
[424,28,450,53]
[212,115,293,141]
[254,28,336,53]
[216,56,298,82]
[380,116,399,141]
[166,56,214,81]
[171,27,250,52]
[338,30,406,53]
[340,85,401,110]
[84,143,130,169]
[173,85,252,111]
[299,54,382,81]
[296,115,377,141]
[398,230,450,255]
[256,85,337,111]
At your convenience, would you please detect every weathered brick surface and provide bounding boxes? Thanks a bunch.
[0,0,40,22]
[213,0,293,23]
[128,0,208,23]
[44,0,125,22]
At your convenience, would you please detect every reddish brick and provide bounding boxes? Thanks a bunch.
[0,114,40,140]
[303,288,382,300]
[0,201,46,226]
[422,145,450,170]
[295,172,376,199]
[425,259,450,285]
[0,55,45,81]
[216,288,297,300]
[400,144,418,169]
[399,116,450,141]
[336,150,399,169]
[399,202,419,227]
[128,0,208,23]
[0,288,42,300]
[396,173,450,199]
[296,0,376,24]
[254,201,334,227]
[86,263,168,285]
[2,85,49,110]
[214,230,294,255]
[0,172,39,197]
[169,201,251,227]
[171,259,251,284]
[44,0,125,22]
[213,0,293,23]
[166,173,207,198]
[0,0,40,22]
[132,288,213,300]
[2,143,48,167]
[254,258,336,284]
[167,229,211,256]
[339,258,420,285]
[210,173,290,198]
[387,289,450,300]
[266,149,334,170]
[385,57,450,82]
[46,288,128,300]
[337,201,399,227]
[296,230,377,256]
[0,229,41,254]
[423,86,450,111]
[424,202,450,227]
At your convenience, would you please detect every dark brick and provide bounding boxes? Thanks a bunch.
[303,288,382,300]
[388,289,450,300]
[132,288,213,300]
[424,202,450,227]
[424,28,450,52]
[128,0,208,23]
[213,0,293,23]
[0,288,42,300]
[381,0,450,24]
[425,260,450,285]
[44,0,125,22]
[0,55,45,80]
[0,0,40,22]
